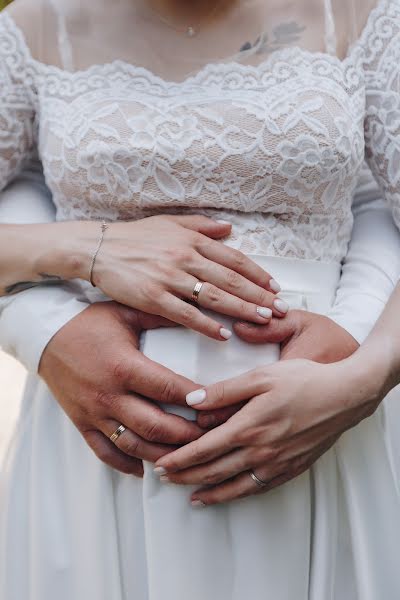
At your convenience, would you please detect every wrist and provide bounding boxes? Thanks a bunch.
[339,338,395,410]
[35,221,100,282]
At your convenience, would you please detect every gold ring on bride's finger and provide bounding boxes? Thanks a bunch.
[249,469,268,488]
[110,424,127,444]
[191,281,204,303]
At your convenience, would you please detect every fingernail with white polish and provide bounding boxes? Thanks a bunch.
[257,307,272,319]
[274,298,289,314]
[186,388,207,406]
[154,466,167,476]
[269,279,281,293]
[216,219,231,225]
[220,327,232,340]
[191,500,206,508]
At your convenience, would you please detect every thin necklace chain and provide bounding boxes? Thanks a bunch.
[147,1,226,37]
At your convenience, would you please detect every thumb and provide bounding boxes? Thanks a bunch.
[136,311,178,331]
[169,215,232,239]
[114,303,177,332]
[233,315,298,345]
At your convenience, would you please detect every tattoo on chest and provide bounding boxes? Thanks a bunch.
[4,273,62,296]
[240,21,307,55]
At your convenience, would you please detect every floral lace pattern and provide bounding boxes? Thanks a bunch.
[0,0,399,262]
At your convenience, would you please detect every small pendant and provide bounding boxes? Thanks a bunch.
[187,26,196,37]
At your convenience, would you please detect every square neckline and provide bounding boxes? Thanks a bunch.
[0,0,391,89]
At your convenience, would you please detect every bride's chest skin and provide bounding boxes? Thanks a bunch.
[36,55,366,217]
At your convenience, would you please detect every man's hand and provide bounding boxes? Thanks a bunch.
[196,311,359,429]
[39,301,202,477]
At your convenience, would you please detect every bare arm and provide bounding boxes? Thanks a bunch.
[354,283,400,395]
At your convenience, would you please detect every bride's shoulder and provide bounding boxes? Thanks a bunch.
[3,0,63,64]
[352,0,400,29]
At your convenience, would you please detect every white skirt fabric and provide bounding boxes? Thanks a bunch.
[1,256,400,600]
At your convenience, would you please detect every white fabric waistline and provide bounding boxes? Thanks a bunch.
[141,255,343,419]
[83,254,342,315]
[245,255,341,315]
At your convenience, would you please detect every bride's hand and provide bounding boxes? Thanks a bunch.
[196,311,359,428]
[154,358,381,506]
[71,215,286,340]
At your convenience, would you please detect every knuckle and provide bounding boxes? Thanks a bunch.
[289,455,306,477]
[191,232,206,247]
[205,284,223,305]
[202,470,222,486]
[237,299,248,315]
[257,446,280,465]
[158,377,179,404]
[180,304,197,326]
[226,269,242,291]
[111,359,131,382]
[142,421,164,443]
[190,444,208,463]
[213,380,226,405]
[235,418,262,444]
[254,366,269,387]
[255,288,271,306]
[236,426,255,445]
[123,437,141,457]
[94,445,114,465]
[168,247,193,265]
[230,249,246,271]
[142,284,164,307]
[157,263,175,281]
[94,390,120,413]
[245,367,268,393]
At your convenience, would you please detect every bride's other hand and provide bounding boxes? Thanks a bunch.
[154,356,381,506]
[39,301,203,477]
[63,215,285,341]
[196,310,359,429]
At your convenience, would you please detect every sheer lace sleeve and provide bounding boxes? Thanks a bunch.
[363,0,400,228]
[0,12,36,192]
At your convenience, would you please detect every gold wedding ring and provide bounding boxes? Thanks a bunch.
[110,424,127,444]
[191,281,204,303]
[249,469,268,488]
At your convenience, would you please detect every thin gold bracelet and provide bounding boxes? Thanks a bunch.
[89,220,109,287]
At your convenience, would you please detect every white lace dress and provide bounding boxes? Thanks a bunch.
[1,0,400,598]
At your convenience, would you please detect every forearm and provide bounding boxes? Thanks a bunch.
[0,221,97,296]
[356,284,400,393]
[0,166,91,372]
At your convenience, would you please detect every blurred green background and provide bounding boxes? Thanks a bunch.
[0,1,11,9]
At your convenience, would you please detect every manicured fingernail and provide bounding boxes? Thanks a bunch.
[154,466,167,475]
[220,327,232,340]
[160,475,170,483]
[257,307,272,319]
[186,388,207,406]
[270,279,281,293]
[191,499,206,508]
[274,298,289,314]
[216,219,231,225]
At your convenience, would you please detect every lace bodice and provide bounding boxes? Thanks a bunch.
[0,0,399,262]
